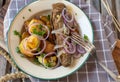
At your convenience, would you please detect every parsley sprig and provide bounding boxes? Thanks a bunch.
[16,47,21,53]
[33,28,46,36]
[84,34,89,41]
[13,30,21,37]
[39,24,43,29]
[47,15,50,20]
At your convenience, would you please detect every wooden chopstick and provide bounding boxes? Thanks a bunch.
[101,0,120,32]
[105,0,120,27]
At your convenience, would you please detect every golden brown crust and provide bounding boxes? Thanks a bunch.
[112,40,120,74]
[44,41,55,53]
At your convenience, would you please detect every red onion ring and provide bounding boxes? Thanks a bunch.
[41,24,50,40]
[32,38,46,55]
[21,38,33,55]
[22,37,46,56]
[62,8,74,23]
[73,51,82,58]
[76,45,86,54]
[62,8,76,31]
[42,52,60,69]
[28,23,50,40]
[28,23,40,34]
[73,54,82,58]
[64,20,76,31]
[24,35,40,52]
[63,37,76,54]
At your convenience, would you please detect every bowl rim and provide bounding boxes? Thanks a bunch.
[7,0,94,80]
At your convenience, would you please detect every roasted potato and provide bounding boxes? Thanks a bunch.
[44,41,55,53]
[19,39,33,57]
[40,16,50,25]
[21,32,30,40]
[29,18,45,26]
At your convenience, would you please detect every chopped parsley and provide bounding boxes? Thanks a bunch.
[34,57,40,64]
[13,30,21,37]
[28,9,31,12]
[84,34,89,41]
[46,62,52,67]
[16,47,21,53]
[39,24,43,29]
[37,47,41,52]
[40,53,45,58]
[47,15,50,20]
[33,28,46,36]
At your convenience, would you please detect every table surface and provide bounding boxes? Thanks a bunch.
[0,0,120,82]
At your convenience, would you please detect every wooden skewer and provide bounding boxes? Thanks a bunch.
[105,0,120,27]
[101,0,120,32]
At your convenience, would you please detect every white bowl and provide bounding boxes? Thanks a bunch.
[7,0,93,80]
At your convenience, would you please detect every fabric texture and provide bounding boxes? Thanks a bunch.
[4,0,118,82]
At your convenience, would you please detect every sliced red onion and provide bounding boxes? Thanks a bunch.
[24,35,40,52]
[73,53,82,58]
[64,43,76,54]
[62,8,77,31]
[28,23,50,40]
[42,52,60,69]
[22,37,46,56]
[44,52,56,57]
[76,45,86,54]
[41,24,50,40]
[28,23,40,34]
[64,20,76,31]
[73,51,82,58]
[62,8,74,23]
[63,37,76,54]
[32,38,46,55]
[21,38,33,55]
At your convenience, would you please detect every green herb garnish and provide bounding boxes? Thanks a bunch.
[28,9,31,12]
[40,53,45,58]
[47,15,50,20]
[33,28,46,36]
[84,34,89,41]
[16,47,21,53]
[46,62,52,67]
[14,30,21,37]
[34,57,40,64]
[39,24,43,29]
[37,47,41,52]
[39,31,46,36]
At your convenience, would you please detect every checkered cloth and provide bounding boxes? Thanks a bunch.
[3,0,118,82]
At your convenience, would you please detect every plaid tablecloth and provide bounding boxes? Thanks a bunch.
[3,0,118,82]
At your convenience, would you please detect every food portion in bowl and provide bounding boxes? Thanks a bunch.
[14,3,87,69]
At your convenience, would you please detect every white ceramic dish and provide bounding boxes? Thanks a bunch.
[7,0,93,80]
